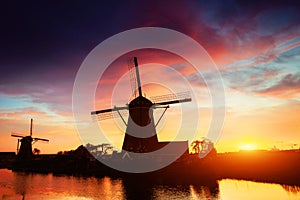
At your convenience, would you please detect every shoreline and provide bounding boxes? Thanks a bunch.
[1,149,299,186]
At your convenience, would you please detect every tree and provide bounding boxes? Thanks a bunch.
[191,139,205,154]
[85,143,114,158]
[191,138,217,157]
[33,148,40,155]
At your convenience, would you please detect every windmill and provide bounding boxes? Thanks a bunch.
[91,57,191,154]
[11,118,49,160]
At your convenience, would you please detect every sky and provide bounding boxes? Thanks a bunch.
[0,0,299,154]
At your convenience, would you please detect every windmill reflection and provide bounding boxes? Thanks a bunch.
[13,171,31,200]
[122,175,220,200]
[190,182,220,199]
[122,177,155,200]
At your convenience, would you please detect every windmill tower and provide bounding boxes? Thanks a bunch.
[11,118,49,160]
[91,57,191,154]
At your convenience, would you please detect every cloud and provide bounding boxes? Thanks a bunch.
[222,66,281,93]
[0,64,77,116]
[256,73,300,98]
[220,36,300,72]
[193,2,300,66]
[219,38,300,97]
[0,108,47,119]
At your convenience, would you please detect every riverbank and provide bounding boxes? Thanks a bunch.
[1,148,299,186]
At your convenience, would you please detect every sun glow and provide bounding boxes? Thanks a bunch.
[239,143,258,151]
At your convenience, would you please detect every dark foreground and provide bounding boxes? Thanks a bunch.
[1,148,299,186]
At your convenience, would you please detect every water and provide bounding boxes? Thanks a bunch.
[0,169,299,200]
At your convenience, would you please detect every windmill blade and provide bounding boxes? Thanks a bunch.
[91,106,128,121]
[150,91,192,106]
[93,109,128,121]
[154,98,191,106]
[93,111,114,121]
[17,139,20,153]
[91,106,128,115]
[33,138,49,142]
[133,57,143,97]
[128,58,137,98]
[30,118,33,137]
[11,132,25,138]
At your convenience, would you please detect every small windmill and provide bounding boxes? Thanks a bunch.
[91,57,191,154]
[11,118,49,159]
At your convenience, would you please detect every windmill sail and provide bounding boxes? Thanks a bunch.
[11,132,25,138]
[128,58,137,98]
[33,137,49,142]
[127,57,142,98]
[150,91,192,106]
[91,106,128,121]
[30,118,33,136]
[17,139,20,153]
[133,57,142,97]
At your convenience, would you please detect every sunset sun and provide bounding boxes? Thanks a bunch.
[239,144,258,151]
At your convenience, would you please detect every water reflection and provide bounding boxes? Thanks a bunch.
[13,171,32,200]
[0,169,299,200]
[4,169,125,200]
[190,184,219,199]
[282,185,300,194]
[123,179,155,200]
[122,179,220,200]
[219,179,300,200]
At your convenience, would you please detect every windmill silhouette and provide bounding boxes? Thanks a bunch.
[91,57,191,154]
[11,118,49,160]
